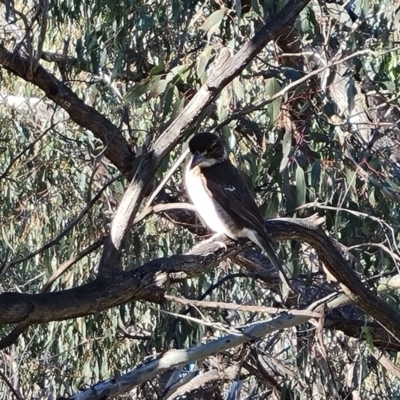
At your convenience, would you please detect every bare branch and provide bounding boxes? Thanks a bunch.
[0,370,23,400]
[0,233,239,325]
[369,349,400,379]
[267,217,400,342]
[133,202,196,226]
[139,148,190,218]
[164,294,322,318]
[67,311,309,399]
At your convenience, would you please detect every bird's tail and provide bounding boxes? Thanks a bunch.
[247,230,295,292]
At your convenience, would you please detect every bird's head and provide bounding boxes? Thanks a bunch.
[188,133,227,169]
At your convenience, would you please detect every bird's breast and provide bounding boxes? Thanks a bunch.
[185,165,239,237]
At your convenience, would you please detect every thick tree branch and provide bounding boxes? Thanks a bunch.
[1,216,400,347]
[0,238,238,325]
[68,311,309,399]
[154,198,400,343]
[267,218,400,341]
[0,44,135,173]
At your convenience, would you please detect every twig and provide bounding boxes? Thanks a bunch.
[215,46,400,130]
[163,272,250,351]
[296,202,400,258]
[164,294,322,318]
[0,370,24,400]
[0,323,29,350]
[30,0,48,75]
[133,202,195,225]
[0,174,122,278]
[348,242,400,263]
[139,148,190,218]
[41,238,105,292]
[0,126,51,180]
[369,348,400,379]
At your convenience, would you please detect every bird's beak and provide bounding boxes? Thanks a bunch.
[190,151,205,169]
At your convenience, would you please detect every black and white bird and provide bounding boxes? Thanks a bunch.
[185,132,293,291]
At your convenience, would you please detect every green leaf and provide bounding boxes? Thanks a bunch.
[296,165,306,207]
[196,46,213,80]
[170,87,184,119]
[232,78,245,101]
[345,166,358,203]
[162,85,175,120]
[362,326,375,350]
[150,63,166,76]
[369,189,378,208]
[149,78,167,97]
[167,64,191,83]
[125,82,151,102]
[99,47,107,69]
[311,160,321,189]
[266,78,282,125]
[201,9,225,33]
[326,3,353,28]
[111,55,123,81]
[301,6,317,40]
[1,226,15,252]
[202,9,225,41]
[217,87,230,122]
[262,192,279,217]
[280,131,292,172]
[346,77,357,115]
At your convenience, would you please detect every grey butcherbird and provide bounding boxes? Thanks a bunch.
[185,132,294,292]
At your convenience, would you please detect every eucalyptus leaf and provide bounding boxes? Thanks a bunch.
[295,165,306,207]
[280,131,292,172]
[326,2,353,28]
[125,82,151,102]
[201,9,225,33]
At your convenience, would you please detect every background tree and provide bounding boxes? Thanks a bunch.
[1,0,400,399]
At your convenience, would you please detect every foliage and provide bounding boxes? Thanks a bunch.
[0,0,400,398]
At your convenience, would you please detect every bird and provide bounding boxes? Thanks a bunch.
[184,132,294,291]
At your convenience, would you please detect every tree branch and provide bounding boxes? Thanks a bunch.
[68,311,309,399]
[267,218,400,342]
[1,216,400,347]
[0,44,135,173]
[0,235,239,325]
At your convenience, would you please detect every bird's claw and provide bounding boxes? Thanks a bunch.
[193,233,228,252]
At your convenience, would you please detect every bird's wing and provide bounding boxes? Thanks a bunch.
[203,168,266,232]
[202,164,296,292]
